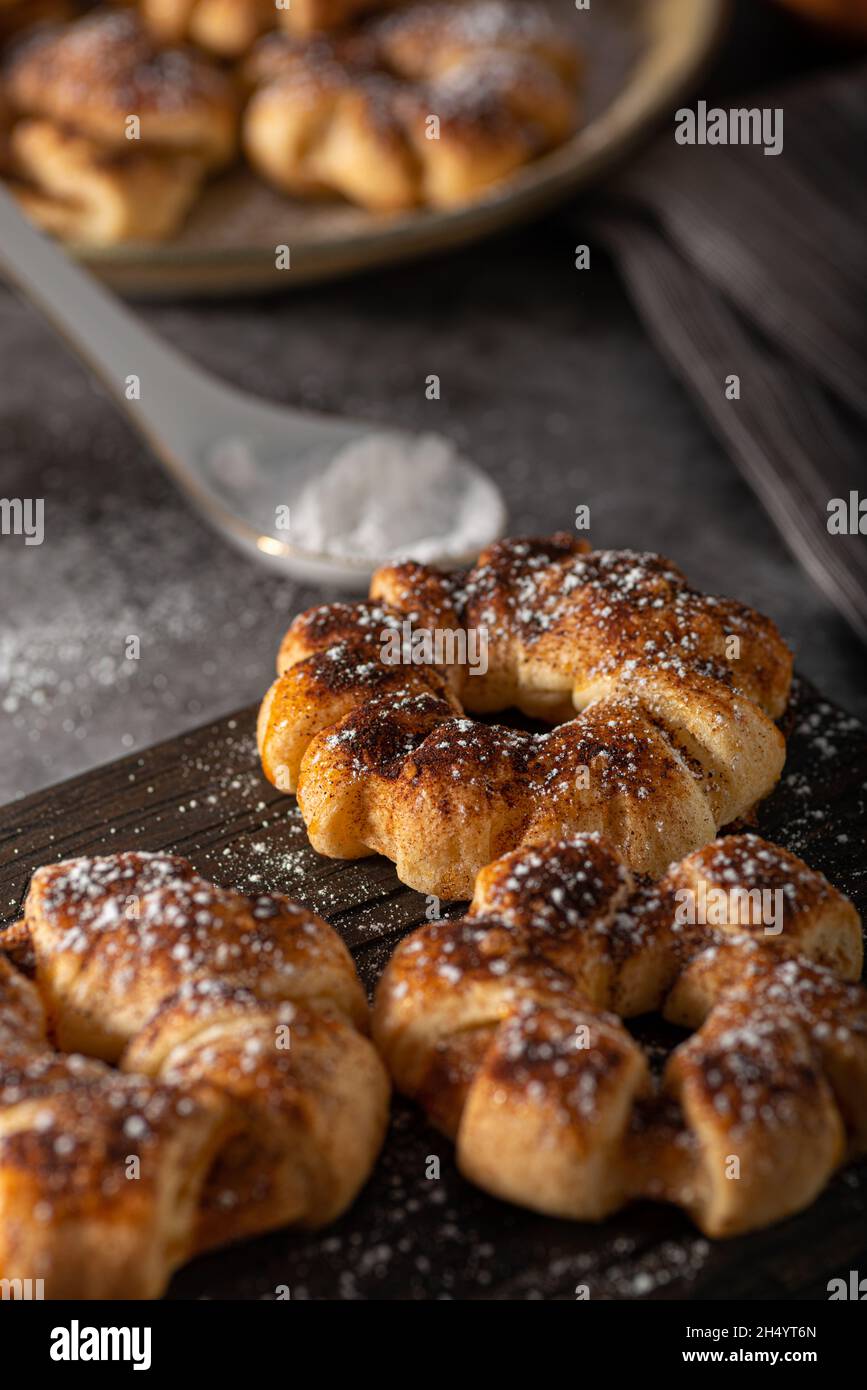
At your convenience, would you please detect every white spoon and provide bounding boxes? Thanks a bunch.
[0,186,506,589]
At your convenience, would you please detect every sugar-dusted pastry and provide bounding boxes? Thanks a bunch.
[7,122,208,243]
[3,10,239,243]
[0,852,389,1298]
[258,535,793,898]
[375,0,581,84]
[5,11,238,164]
[244,0,582,211]
[374,832,866,1236]
[140,0,277,57]
[280,0,398,37]
[139,0,393,52]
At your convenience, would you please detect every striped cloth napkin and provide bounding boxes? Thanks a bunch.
[588,62,867,642]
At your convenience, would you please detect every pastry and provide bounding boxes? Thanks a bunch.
[280,0,397,36]
[3,10,239,243]
[140,0,391,51]
[140,0,277,57]
[1,1,582,237]
[243,0,582,211]
[258,535,793,898]
[373,832,866,1236]
[0,851,389,1298]
[374,0,580,84]
[6,121,209,243]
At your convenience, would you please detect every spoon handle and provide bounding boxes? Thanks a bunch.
[0,186,224,464]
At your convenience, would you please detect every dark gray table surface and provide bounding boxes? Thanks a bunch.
[1,0,865,806]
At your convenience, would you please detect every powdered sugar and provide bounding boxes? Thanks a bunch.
[289,430,505,564]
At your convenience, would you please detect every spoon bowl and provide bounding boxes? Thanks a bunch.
[0,185,506,589]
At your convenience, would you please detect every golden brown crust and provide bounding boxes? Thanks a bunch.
[665,948,867,1154]
[243,2,582,212]
[0,1051,232,1299]
[4,3,579,235]
[374,0,582,85]
[0,951,44,1049]
[7,118,207,244]
[126,992,390,1244]
[280,0,396,37]
[662,835,864,983]
[24,850,369,1057]
[0,850,389,1298]
[258,648,460,793]
[141,0,276,56]
[5,11,239,164]
[259,538,793,897]
[373,832,866,1237]
[461,1004,649,1221]
[3,10,238,243]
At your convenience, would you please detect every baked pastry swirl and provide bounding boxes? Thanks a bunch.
[141,0,391,52]
[243,1,582,211]
[258,535,793,898]
[374,832,866,1236]
[0,851,389,1298]
[140,0,278,56]
[1,2,582,237]
[2,10,239,242]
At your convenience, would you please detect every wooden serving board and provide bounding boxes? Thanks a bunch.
[1,674,865,1301]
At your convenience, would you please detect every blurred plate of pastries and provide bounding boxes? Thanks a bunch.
[0,0,726,295]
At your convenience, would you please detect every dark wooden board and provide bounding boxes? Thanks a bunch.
[1,675,865,1301]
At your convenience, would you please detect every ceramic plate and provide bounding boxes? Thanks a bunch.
[76,0,728,296]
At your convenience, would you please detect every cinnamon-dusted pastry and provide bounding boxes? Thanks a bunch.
[280,0,397,36]
[258,535,793,897]
[374,833,866,1236]
[5,12,238,167]
[243,1,582,211]
[375,0,581,84]
[245,44,417,208]
[3,10,239,243]
[0,851,389,1298]
[138,0,397,53]
[0,949,234,1300]
[7,121,207,243]
[140,0,277,57]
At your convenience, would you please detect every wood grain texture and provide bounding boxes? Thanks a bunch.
[592,60,867,644]
[1,674,865,1300]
